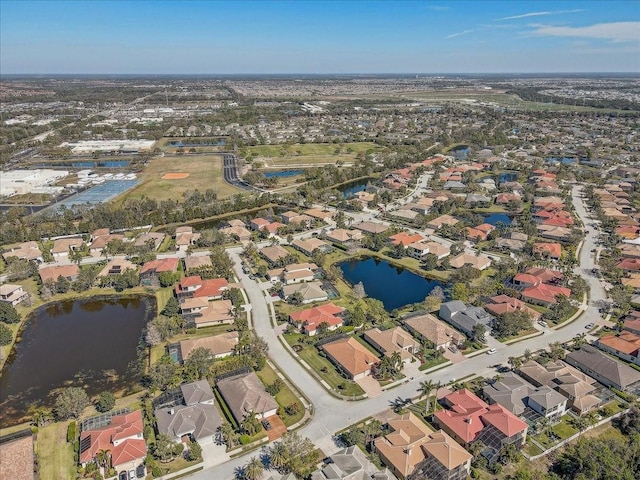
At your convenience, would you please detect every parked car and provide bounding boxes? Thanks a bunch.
[538,320,548,327]
[262,419,271,431]
[487,348,497,355]
[585,323,595,329]
[448,345,458,353]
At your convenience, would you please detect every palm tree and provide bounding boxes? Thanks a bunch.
[390,351,403,376]
[269,441,286,469]
[418,380,436,416]
[95,449,111,471]
[220,423,237,448]
[243,456,264,480]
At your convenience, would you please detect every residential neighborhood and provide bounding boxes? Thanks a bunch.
[0,73,639,480]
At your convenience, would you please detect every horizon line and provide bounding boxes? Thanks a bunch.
[2,71,640,76]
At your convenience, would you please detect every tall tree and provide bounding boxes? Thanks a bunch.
[243,456,264,480]
[54,387,89,420]
[418,380,436,415]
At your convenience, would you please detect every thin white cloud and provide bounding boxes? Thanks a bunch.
[530,22,640,42]
[426,5,450,11]
[495,9,583,21]
[445,29,473,39]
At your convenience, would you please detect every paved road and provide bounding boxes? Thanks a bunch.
[222,153,261,192]
[190,184,607,479]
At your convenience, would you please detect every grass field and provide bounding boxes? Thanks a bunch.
[247,142,386,167]
[36,421,76,480]
[119,154,242,203]
[282,333,365,397]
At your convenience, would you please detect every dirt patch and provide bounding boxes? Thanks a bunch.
[161,172,190,179]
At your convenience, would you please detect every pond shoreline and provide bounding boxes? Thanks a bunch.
[0,294,155,426]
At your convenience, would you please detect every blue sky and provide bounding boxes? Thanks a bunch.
[1,1,639,74]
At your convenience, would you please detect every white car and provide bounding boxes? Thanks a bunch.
[487,348,497,355]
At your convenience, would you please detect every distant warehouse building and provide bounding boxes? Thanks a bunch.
[0,169,69,197]
[61,139,155,155]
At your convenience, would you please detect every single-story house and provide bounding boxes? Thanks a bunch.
[321,336,379,381]
[39,264,80,285]
[282,281,329,305]
[363,327,419,363]
[2,241,43,263]
[177,331,239,361]
[566,345,640,392]
[291,237,329,256]
[403,312,465,350]
[449,253,491,271]
[216,372,278,422]
[51,237,84,259]
[174,226,201,252]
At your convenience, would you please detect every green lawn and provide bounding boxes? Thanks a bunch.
[247,142,382,158]
[497,328,540,343]
[418,356,449,371]
[255,363,305,426]
[532,417,579,449]
[36,421,76,480]
[284,335,365,397]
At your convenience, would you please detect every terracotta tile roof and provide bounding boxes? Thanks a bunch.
[598,331,640,355]
[290,303,345,333]
[522,283,571,305]
[618,258,640,271]
[434,389,526,443]
[525,267,564,283]
[79,410,146,468]
[175,276,228,298]
[389,232,424,246]
[140,257,179,275]
[38,264,79,284]
[322,337,379,378]
[533,242,562,259]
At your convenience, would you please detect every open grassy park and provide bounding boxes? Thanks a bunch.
[246,142,386,167]
[119,154,242,203]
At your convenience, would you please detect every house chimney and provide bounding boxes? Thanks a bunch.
[466,417,472,424]
[169,408,174,415]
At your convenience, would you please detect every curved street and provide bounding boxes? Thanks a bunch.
[190,184,608,479]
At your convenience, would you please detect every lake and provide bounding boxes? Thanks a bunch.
[263,169,304,178]
[0,296,153,425]
[338,257,445,311]
[339,179,369,198]
[482,213,512,226]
